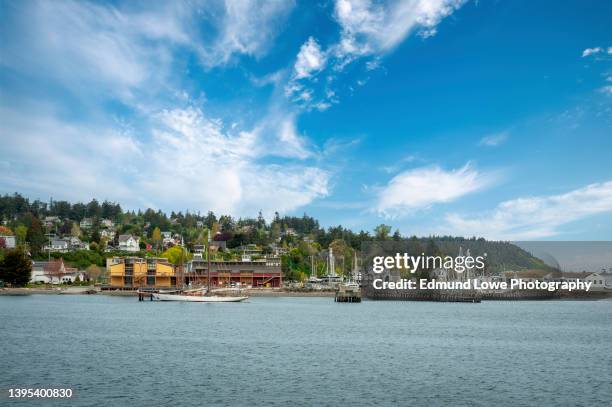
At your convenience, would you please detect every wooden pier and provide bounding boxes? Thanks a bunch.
[335,285,361,303]
[137,290,155,301]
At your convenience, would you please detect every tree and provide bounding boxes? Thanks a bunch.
[160,246,192,266]
[86,264,103,283]
[152,227,162,253]
[90,229,101,244]
[0,248,31,286]
[374,224,392,240]
[71,223,81,238]
[26,216,45,256]
[59,220,72,235]
[0,225,12,235]
[15,225,27,245]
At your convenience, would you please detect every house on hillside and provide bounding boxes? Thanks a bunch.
[44,238,69,252]
[0,235,16,249]
[80,218,94,229]
[268,243,289,257]
[118,234,140,252]
[101,219,114,228]
[43,237,87,252]
[100,229,115,240]
[68,236,88,250]
[43,216,61,229]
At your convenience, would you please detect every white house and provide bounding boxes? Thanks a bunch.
[161,231,174,247]
[68,236,88,250]
[118,234,140,252]
[43,216,61,229]
[43,237,87,252]
[0,235,16,249]
[584,272,612,290]
[100,229,115,240]
[80,218,93,229]
[31,259,85,284]
[44,238,69,252]
[101,218,114,228]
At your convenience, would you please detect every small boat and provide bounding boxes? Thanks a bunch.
[152,292,248,302]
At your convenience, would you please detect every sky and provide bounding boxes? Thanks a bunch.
[0,0,611,240]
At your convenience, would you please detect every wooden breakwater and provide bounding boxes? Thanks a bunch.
[364,289,481,303]
[480,290,559,300]
[365,289,610,301]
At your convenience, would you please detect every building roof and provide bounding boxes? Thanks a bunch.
[118,234,137,243]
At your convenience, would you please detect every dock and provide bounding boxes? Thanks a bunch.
[335,285,361,303]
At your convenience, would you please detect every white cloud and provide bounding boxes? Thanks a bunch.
[333,0,465,60]
[293,37,327,79]
[374,163,493,217]
[582,47,602,57]
[600,85,612,95]
[275,115,315,159]
[144,107,327,216]
[0,104,329,217]
[479,132,509,147]
[445,182,612,240]
[0,0,196,103]
[198,0,295,67]
[285,0,466,109]
[1,0,295,104]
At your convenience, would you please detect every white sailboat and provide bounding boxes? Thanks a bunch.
[153,292,248,302]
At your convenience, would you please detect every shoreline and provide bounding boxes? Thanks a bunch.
[2,287,610,300]
[0,287,336,297]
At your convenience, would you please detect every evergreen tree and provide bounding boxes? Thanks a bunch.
[0,248,31,286]
[26,216,45,256]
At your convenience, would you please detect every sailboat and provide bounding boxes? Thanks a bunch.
[153,290,248,302]
[150,233,248,303]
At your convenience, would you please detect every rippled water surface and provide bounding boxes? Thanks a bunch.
[1,295,611,406]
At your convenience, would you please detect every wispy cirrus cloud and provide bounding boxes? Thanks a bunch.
[444,182,612,240]
[0,0,330,217]
[197,0,296,67]
[0,104,329,217]
[285,0,466,110]
[373,162,495,217]
[479,132,509,147]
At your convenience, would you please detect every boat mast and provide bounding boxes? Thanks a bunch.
[207,229,211,293]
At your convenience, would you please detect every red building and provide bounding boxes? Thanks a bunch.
[185,259,282,288]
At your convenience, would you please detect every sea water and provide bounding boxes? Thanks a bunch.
[1,295,610,406]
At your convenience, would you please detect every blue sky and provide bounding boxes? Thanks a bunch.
[1,0,611,240]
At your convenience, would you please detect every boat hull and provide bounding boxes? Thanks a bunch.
[152,293,248,302]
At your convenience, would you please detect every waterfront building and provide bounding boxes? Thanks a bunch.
[31,259,85,284]
[106,256,283,289]
[106,257,175,288]
[584,272,612,290]
[186,258,282,288]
